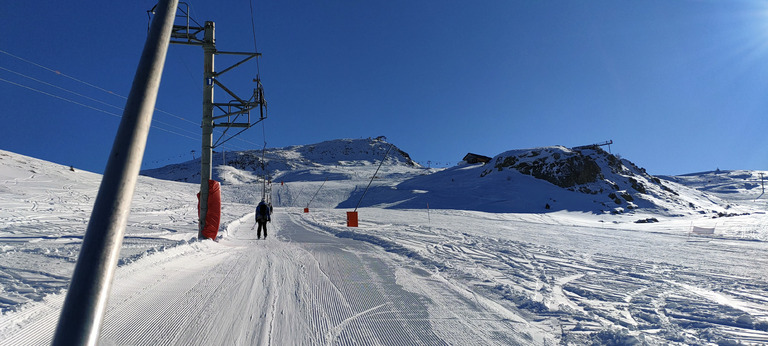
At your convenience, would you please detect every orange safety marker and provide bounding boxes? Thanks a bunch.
[347,211,358,227]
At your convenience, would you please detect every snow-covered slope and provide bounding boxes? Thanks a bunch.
[331,145,741,216]
[0,149,244,311]
[3,145,768,345]
[143,140,744,217]
[661,169,768,210]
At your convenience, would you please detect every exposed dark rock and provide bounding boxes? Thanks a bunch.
[629,177,647,194]
[472,145,711,214]
[488,148,602,188]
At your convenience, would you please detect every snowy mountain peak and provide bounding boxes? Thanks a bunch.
[141,138,419,184]
[283,138,418,167]
[227,137,418,173]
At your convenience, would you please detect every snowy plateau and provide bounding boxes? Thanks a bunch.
[1,138,767,345]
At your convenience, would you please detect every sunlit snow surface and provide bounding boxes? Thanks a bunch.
[1,141,767,345]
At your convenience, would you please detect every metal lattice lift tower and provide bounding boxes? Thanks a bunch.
[160,3,267,238]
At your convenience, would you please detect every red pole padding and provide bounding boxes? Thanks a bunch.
[196,180,221,240]
[347,211,358,227]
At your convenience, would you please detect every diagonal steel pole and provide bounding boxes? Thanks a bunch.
[52,0,178,344]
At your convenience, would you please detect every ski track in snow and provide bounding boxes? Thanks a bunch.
[7,206,766,345]
[1,209,545,345]
[3,145,768,345]
[300,208,768,345]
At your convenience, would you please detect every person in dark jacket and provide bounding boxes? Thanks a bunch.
[255,199,271,239]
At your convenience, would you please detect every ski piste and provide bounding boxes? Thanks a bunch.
[2,141,768,345]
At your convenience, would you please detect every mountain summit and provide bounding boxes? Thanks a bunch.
[141,137,419,184]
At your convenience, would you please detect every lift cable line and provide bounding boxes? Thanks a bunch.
[150,3,268,238]
[0,66,207,140]
[1,49,264,150]
[249,0,261,76]
[0,74,201,143]
[0,49,124,99]
[355,143,395,212]
[248,0,271,202]
[261,117,269,202]
[307,178,328,210]
[0,66,126,113]
[1,50,196,127]
[0,77,122,118]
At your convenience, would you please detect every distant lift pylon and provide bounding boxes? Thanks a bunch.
[152,2,268,239]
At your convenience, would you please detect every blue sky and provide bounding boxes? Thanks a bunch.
[3,1,768,175]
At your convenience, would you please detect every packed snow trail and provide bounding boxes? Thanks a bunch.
[0,209,546,345]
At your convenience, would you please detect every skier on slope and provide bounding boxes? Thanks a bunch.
[255,199,271,239]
